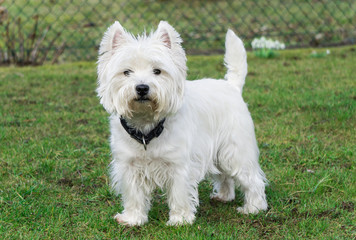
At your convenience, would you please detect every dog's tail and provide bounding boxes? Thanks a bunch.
[224,29,248,93]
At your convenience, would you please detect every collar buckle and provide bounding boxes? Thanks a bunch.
[142,136,147,150]
[120,117,166,150]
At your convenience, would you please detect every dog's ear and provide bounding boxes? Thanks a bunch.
[99,21,130,55]
[155,21,183,49]
[97,21,131,114]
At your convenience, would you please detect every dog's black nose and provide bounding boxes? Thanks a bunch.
[136,84,150,96]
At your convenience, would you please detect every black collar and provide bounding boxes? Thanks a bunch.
[120,117,166,150]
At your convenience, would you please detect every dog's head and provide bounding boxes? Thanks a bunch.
[97,21,187,121]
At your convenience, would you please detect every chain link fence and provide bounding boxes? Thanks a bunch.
[1,0,355,64]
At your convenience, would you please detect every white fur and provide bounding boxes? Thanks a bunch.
[97,21,268,226]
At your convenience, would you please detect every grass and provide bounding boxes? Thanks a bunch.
[0,46,355,239]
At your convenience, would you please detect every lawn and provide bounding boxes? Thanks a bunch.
[0,46,355,239]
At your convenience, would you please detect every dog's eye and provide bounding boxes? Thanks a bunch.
[123,70,132,76]
[153,69,161,75]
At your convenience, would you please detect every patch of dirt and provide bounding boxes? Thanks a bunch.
[2,120,20,127]
[13,98,37,105]
[340,162,352,169]
[77,118,89,125]
[249,71,257,76]
[341,202,354,212]
[57,178,74,187]
[316,209,341,218]
[56,202,69,208]
[295,207,342,220]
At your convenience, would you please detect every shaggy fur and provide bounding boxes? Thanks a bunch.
[97,21,268,226]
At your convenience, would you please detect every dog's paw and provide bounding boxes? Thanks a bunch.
[237,203,267,214]
[210,193,235,203]
[114,213,148,226]
[166,213,195,226]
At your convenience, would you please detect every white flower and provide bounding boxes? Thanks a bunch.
[251,39,258,49]
[326,49,330,55]
[251,37,286,50]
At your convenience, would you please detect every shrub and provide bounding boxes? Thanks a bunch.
[0,14,65,66]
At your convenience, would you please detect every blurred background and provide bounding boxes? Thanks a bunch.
[0,0,355,64]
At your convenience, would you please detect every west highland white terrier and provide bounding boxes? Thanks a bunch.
[97,21,268,226]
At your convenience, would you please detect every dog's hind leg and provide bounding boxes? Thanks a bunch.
[217,139,267,214]
[234,167,268,214]
[210,174,235,202]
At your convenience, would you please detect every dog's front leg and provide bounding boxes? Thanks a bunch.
[113,165,152,226]
[166,169,198,225]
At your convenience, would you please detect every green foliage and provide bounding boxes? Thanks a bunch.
[0,46,355,239]
[309,50,331,58]
[1,0,356,61]
[253,48,278,58]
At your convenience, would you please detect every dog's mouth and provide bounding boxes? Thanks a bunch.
[129,96,158,114]
[135,97,151,102]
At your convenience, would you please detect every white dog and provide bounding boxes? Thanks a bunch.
[97,21,267,226]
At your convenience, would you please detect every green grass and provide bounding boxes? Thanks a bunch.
[1,46,355,239]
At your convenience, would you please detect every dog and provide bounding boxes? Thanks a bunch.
[96,21,268,226]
